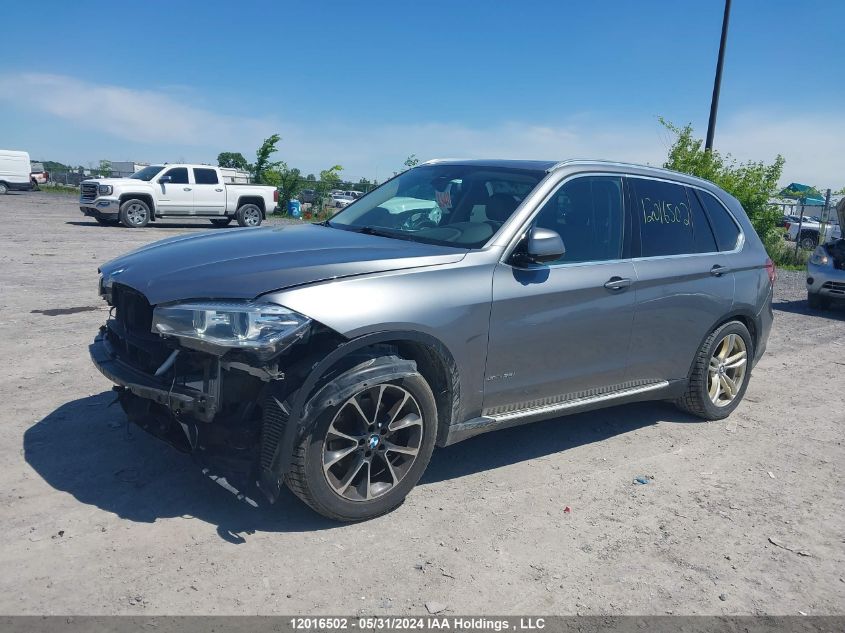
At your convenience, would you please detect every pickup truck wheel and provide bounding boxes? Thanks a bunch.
[210,218,233,227]
[675,321,752,421]
[236,204,262,227]
[799,232,818,250]
[119,199,150,228]
[282,363,438,521]
[0,182,8,195]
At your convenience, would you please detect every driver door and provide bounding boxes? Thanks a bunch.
[156,167,193,214]
[483,175,636,415]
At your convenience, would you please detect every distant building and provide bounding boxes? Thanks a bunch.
[110,161,149,177]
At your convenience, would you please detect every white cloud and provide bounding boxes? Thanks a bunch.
[1,72,841,187]
[0,73,274,148]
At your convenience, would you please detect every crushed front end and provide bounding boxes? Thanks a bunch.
[89,280,319,506]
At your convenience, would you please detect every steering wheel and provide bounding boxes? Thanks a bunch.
[402,213,437,231]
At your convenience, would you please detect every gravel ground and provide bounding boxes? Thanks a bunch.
[0,192,843,616]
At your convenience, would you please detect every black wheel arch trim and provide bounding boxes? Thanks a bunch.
[685,309,759,381]
[261,329,459,498]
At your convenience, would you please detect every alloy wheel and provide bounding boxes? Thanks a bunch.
[243,207,261,226]
[708,333,747,407]
[126,203,147,225]
[322,384,423,502]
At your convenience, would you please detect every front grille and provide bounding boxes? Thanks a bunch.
[108,283,172,374]
[822,281,845,294]
[81,182,98,202]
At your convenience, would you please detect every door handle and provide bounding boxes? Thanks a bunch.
[183,187,192,192]
[215,188,223,192]
[710,264,730,277]
[604,276,632,291]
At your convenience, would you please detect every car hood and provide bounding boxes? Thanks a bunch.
[99,224,467,305]
[83,177,147,187]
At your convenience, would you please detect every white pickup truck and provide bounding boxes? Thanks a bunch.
[79,164,278,228]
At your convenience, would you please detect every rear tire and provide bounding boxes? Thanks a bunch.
[676,321,753,420]
[119,199,150,228]
[236,204,262,227]
[280,361,438,521]
[808,292,830,310]
[210,217,233,227]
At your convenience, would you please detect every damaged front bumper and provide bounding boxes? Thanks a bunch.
[90,330,219,423]
[89,327,266,505]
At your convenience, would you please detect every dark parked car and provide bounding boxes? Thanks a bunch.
[90,159,774,520]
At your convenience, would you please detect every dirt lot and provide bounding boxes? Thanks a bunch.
[0,191,842,616]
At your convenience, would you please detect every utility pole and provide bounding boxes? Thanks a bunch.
[705,0,732,152]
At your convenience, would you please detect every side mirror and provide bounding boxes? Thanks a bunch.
[525,226,565,264]
[159,175,172,184]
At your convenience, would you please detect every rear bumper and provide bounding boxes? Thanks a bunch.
[754,284,774,365]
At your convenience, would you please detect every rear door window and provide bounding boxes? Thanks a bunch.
[695,189,741,251]
[630,177,717,257]
[532,176,624,264]
[193,168,219,185]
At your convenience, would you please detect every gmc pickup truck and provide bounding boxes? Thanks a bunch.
[80,164,278,228]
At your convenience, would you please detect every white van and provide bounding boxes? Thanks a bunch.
[0,150,33,194]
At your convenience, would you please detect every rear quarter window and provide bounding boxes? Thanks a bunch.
[695,190,741,251]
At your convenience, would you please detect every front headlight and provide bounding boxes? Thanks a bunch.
[810,246,829,266]
[152,301,311,356]
[98,184,113,195]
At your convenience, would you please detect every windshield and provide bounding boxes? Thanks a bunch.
[328,165,544,248]
[129,165,165,181]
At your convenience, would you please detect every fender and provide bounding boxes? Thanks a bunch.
[260,329,459,501]
[685,308,760,380]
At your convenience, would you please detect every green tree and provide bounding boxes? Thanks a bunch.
[306,173,316,181]
[314,165,344,213]
[403,154,420,170]
[264,163,302,211]
[357,177,374,192]
[834,186,845,196]
[253,134,281,184]
[659,118,785,254]
[97,159,112,177]
[217,152,250,171]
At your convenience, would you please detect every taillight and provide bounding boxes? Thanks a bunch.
[273,189,279,203]
[765,257,776,284]
[784,222,791,230]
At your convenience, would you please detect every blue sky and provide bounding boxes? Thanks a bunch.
[1,0,842,185]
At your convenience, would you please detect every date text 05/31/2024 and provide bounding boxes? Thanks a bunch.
[289,617,546,631]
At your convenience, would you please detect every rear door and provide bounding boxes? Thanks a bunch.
[192,167,226,215]
[156,167,193,214]
[627,176,735,383]
[484,174,637,416]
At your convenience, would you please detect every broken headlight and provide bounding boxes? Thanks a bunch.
[152,301,311,356]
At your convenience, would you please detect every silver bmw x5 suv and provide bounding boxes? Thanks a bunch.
[90,159,774,520]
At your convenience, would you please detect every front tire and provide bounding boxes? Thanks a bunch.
[283,364,438,521]
[119,199,150,228]
[799,232,818,250]
[236,203,262,227]
[676,321,752,420]
[808,292,830,310]
[0,182,8,195]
